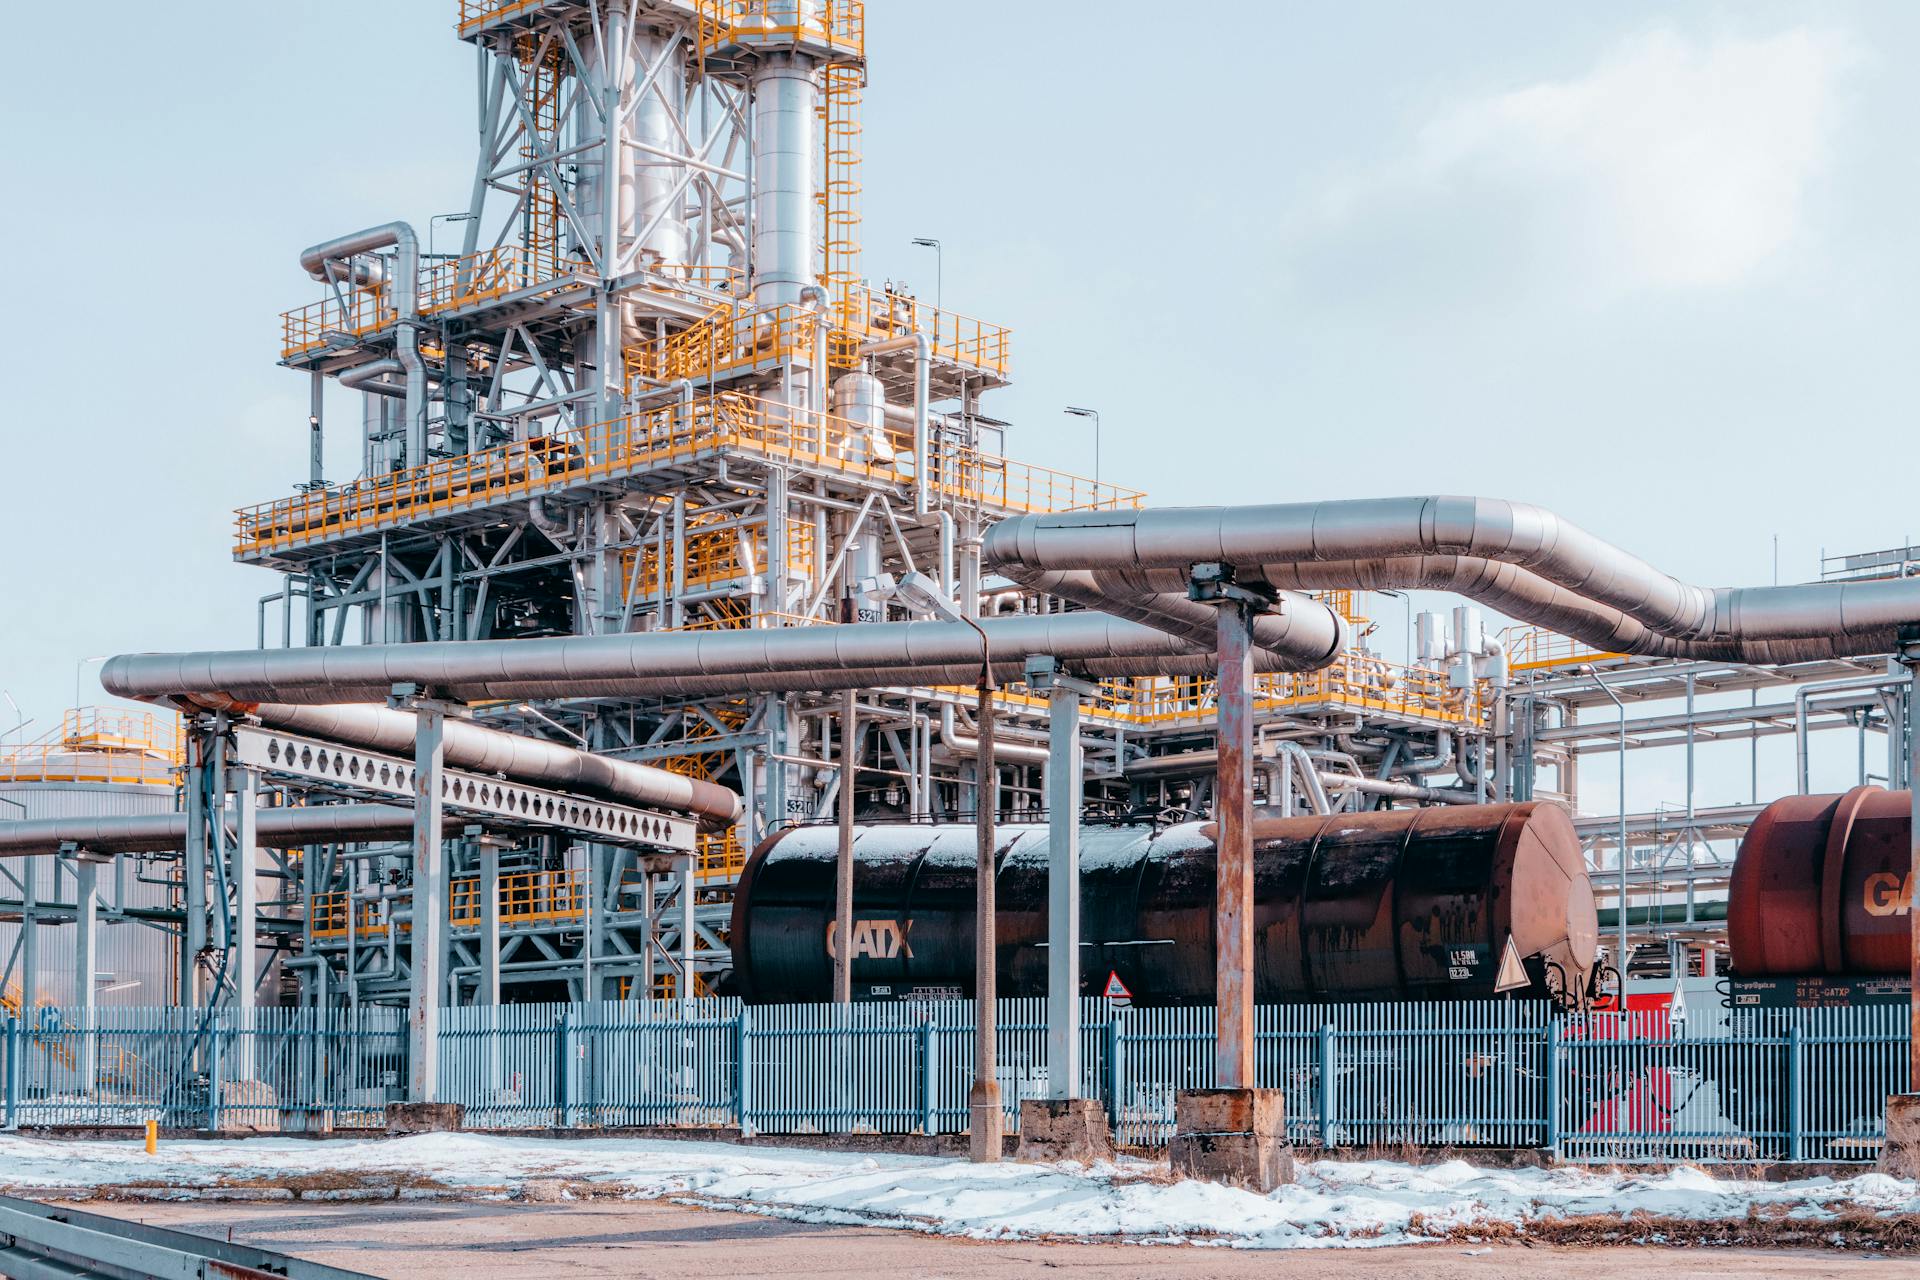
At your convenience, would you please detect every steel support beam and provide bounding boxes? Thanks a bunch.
[1032,657,1093,1101]
[232,768,259,1078]
[968,677,1002,1161]
[1212,598,1257,1089]
[408,699,448,1103]
[834,687,856,1004]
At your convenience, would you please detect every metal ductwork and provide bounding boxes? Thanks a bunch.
[0,805,413,858]
[100,613,1345,710]
[248,703,742,830]
[984,498,1920,664]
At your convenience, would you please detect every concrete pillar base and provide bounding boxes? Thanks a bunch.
[1168,1088,1294,1191]
[1878,1094,1920,1177]
[1016,1098,1113,1164]
[968,1081,1004,1163]
[385,1102,465,1135]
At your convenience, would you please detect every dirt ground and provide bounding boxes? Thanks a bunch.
[83,1199,1902,1279]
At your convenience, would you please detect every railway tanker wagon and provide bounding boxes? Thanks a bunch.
[731,802,1599,1006]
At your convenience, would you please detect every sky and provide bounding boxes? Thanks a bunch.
[1,1,1913,814]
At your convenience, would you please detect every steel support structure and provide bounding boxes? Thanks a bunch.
[407,696,448,1103]
[968,677,1002,1161]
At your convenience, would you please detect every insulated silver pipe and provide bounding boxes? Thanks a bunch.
[0,804,413,857]
[102,614,1331,709]
[301,222,424,466]
[985,499,1920,664]
[248,703,742,829]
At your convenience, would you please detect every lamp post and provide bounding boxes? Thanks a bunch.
[910,237,942,315]
[1065,406,1101,492]
[74,656,109,717]
[430,211,478,260]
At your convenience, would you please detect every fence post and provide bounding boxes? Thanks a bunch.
[204,1015,222,1134]
[919,1016,936,1135]
[4,1015,17,1131]
[1317,1023,1336,1148]
[1544,1018,1562,1159]
[555,1008,573,1129]
[1787,1021,1803,1164]
[1104,1009,1123,1132]
[735,1007,753,1137]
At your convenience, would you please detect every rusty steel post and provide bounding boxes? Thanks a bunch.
[969,676,1004,1160]
[1906,651,1920,1093]
[834,687,857,1005]
[1215,600,1257,1089]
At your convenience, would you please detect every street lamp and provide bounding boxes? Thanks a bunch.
[75,656,109,716]
[1065,406,1101,486]
[910,237,942,314]
[430,211,478,260]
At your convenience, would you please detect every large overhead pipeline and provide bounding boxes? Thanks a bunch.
[247,703,742,830]
[986,498,1920,664]
[100,613,1348,711]
[0,805,413,858]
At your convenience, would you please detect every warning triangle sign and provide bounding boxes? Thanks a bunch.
[1101,970,1132,1003]
[1493,936,1530,993]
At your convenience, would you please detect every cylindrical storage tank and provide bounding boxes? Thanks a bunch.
[730,803,1597,1005]
[0,746,179,1009]
[1729,786,1912,976]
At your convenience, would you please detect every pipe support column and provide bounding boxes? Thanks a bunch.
[833,688,856,1004]
[968,678,1002,1161]
[408,697,449,1103]
[1040,665,1093,1100]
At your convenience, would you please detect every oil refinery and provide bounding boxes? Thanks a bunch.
[5,0,1920,1222]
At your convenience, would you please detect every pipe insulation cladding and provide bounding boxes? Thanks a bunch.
[1729,786,1918,977]
[0,804,414,857]
[98,611,1348,710]
[985,499,1920,664]
[730,803,1598,1007]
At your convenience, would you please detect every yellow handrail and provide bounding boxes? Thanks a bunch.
[1502,626,1625,673]
[236,393,1142,558]
[0,708,183,787]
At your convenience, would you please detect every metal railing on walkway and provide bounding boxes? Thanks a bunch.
[2,999,1906,1163]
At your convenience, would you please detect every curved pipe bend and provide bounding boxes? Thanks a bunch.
[984,499,1920,664]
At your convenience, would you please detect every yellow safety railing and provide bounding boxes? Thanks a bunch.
[457,0,551,33]
[697,828,746,882]
[1106,654,1481,728]
[629,303,820,384]
[837,284,1011,380]
[452,869,585,927]
[307,892,385,940]
[976,651,1483,732]
[236,392,1142,557]
[0,708,183,787]
[1502,626,1625,673]
[628,515,815,599]
[313,869,591,939]
[282,240,581,360]
[697,0,864,60]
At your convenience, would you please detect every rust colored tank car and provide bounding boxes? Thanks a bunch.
[1728,786,1914,977]
[730,802,1598,1006]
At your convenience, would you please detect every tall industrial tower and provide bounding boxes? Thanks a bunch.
[232,1,1513,1009]
[236,0,1145,1001]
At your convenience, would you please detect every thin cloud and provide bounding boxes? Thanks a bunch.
[1293,24,1865,304]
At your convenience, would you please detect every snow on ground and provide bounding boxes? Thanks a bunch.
[0,1133,1916,1248]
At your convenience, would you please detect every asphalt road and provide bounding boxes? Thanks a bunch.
[80,1199,1899,1280]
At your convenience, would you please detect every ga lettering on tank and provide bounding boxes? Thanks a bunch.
[1863,871,1914,918]
[824,918,914,960]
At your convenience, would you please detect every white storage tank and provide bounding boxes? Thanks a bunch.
[0,708,180,1010]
